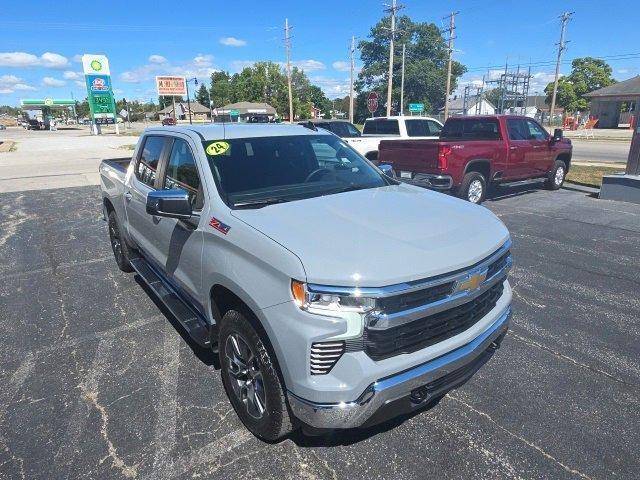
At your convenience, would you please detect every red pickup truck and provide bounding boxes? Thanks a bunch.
[378,115,573,204]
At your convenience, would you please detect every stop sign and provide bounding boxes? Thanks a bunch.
[367,91,379,113]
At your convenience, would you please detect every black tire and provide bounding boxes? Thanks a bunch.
[107,210,134,272]
[545,160,566,190]
[219,309,294,442]
[458,172,487,204]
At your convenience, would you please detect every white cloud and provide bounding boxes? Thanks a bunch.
[40,52,69,68]
[617,68,629,74]
[74,80,85,88]
[220,37,247,47]
[42,77,66,87]
[230,60,256,72]
[0,74,37,94]
[148,54,168,64]
[120,54,217,83]
[292,59,325,72]
[0,51,69,69]
[310,76,351,99]
[73,54,83,63]
[63,70,82,80]
[332,61,350,72]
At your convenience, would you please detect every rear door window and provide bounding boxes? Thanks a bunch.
[135,136,166,188]
[363,119,400,135]
[405,119,429,137]
[441,118,500,140]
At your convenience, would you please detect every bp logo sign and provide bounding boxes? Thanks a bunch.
[90,59,102,72]
[44,98,54,106]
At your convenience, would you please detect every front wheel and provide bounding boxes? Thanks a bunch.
[458,172,487,204]
[219,309,294,442]
[107,210,134,272]
[545,160,566,190]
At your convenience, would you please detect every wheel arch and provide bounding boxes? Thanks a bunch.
[555,152,572,173]
[464,159,492,181]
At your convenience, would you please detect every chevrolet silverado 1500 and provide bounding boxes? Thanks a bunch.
[378,115,573,204]
[100,123,512,441]
[344,115,443,161]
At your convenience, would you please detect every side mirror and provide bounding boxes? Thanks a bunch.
[146,189,192,219]
[379,164,395,177]
[551,128,563,143]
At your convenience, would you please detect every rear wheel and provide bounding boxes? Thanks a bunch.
[219,309,294,442]
[458,172,487,204]
[107,210,134,272]
[545,160,566,190]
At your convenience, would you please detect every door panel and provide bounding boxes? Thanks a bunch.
[525,119,552,175]
[124,135,169,261]
[152,136,205,303]
[505,119,534,178]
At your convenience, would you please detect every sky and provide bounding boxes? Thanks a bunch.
[0,0,637,106]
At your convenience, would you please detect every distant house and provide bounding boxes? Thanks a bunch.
[215,102,277,122]
[442,96,496,116]
[158,102,210,121]
[584,76,640,128]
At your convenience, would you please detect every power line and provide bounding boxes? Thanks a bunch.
[443,11,459,119]
[549,12,574,124]
[383,0,403,116]
[284,18,294,124]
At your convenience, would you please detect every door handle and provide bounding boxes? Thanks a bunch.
[124,191,133,202]
[509,146,517,150]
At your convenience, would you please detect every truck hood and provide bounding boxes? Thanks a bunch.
[231,184,510,287]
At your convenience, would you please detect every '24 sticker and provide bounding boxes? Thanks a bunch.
[206,141,230,156]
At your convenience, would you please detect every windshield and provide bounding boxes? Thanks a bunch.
[204,134,391,208]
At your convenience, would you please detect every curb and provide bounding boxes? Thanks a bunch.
[563,182,600,194]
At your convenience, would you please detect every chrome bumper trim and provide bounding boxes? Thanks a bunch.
[287,305,511,429]
[401,173,453,190]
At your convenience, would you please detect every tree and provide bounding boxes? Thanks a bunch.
[195,83,209,106]
[544,57,616,112]
[356,15,466,121]
[209,71,233,108]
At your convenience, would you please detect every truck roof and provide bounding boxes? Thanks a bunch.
[144,123,327,141]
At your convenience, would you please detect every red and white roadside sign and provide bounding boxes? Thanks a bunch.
[156,76,187,96]
[367,91,379,114]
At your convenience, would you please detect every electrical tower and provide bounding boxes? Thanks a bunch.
[350,36,356,123]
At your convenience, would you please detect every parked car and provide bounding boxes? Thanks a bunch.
[24,119,42,130]
[100,124,512,441]
[298,119,362,138]
[378,115,573,204]
[162,117,177,126]
[344,115,443,161]
[0,124,6,130]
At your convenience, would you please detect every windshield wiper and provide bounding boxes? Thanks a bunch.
[331,184,371,194]
[233,198,291,209]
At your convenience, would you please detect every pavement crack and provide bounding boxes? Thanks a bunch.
[448,395,594,480]
[510,332,636,388]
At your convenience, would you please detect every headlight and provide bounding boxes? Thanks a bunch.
[291,280,375,313]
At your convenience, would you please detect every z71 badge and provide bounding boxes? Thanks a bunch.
[209,217,231,235]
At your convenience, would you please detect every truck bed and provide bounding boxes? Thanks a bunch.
[102,157,132,173]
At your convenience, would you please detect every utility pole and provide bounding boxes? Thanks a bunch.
[384,0,402,116]
[349,35,356,123]
[443,11,458,119]
[285,18,294,123]
[549,12,573,125]
[400,43,406,115]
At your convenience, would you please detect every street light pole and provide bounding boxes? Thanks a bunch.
[186,77,198,125]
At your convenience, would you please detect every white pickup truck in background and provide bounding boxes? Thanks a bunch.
[345,115,443,162]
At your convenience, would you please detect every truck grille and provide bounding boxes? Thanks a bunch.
[377,282,455,314]
[310,341,345,375]
[364,282,504,361]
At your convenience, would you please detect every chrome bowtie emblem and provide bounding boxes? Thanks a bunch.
[454,269,487,293]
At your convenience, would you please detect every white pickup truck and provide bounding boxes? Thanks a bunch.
[345,115,443,162]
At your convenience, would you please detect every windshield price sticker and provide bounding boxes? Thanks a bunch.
[206,141,230,156]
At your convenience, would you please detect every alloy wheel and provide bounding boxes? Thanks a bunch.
[468,179,483,203]
[109,221,123,264]
[555,166,565,186]
[225,333,266,419]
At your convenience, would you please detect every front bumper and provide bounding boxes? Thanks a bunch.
[287,305,511,429]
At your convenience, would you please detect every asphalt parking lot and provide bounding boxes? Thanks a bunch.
[1,183,639,479]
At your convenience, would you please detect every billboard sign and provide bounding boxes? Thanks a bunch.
[82,54,116,127]
[156,76,187,96]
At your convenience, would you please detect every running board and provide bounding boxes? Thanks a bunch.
[130,257,211,347]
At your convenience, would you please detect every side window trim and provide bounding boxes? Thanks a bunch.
[160,135,205,211]
[134,135,171,190]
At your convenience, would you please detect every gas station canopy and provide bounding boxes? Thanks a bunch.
[20,98,75,108]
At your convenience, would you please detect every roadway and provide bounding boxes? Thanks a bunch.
[570,139,630,165]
